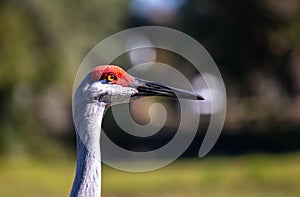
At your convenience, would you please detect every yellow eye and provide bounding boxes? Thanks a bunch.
[107,74,116,82]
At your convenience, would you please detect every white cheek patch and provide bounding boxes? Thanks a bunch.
[110,85,138,104]
[88,82,137,105]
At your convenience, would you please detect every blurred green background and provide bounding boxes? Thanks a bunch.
[1,0,300,196]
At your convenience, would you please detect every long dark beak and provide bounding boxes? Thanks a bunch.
[130,78,204,100]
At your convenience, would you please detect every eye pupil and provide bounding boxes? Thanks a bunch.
[107,74,116,82]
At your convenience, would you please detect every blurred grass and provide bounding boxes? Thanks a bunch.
[0,153,299,197]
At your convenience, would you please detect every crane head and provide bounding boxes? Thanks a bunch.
[76,65,203,107]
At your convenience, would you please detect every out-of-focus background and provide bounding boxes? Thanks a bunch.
[1,0,300,196]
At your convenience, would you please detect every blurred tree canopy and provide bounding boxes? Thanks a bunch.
[129,0,300,130]
[0,0,300,157]
[0,0,128,156]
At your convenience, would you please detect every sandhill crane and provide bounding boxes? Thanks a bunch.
[70,65,203,197]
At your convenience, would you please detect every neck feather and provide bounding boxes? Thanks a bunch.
[70,102,106,197]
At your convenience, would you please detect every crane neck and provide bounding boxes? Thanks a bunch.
[70,101,106,197]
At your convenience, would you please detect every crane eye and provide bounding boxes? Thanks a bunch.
[107,74,116,82]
